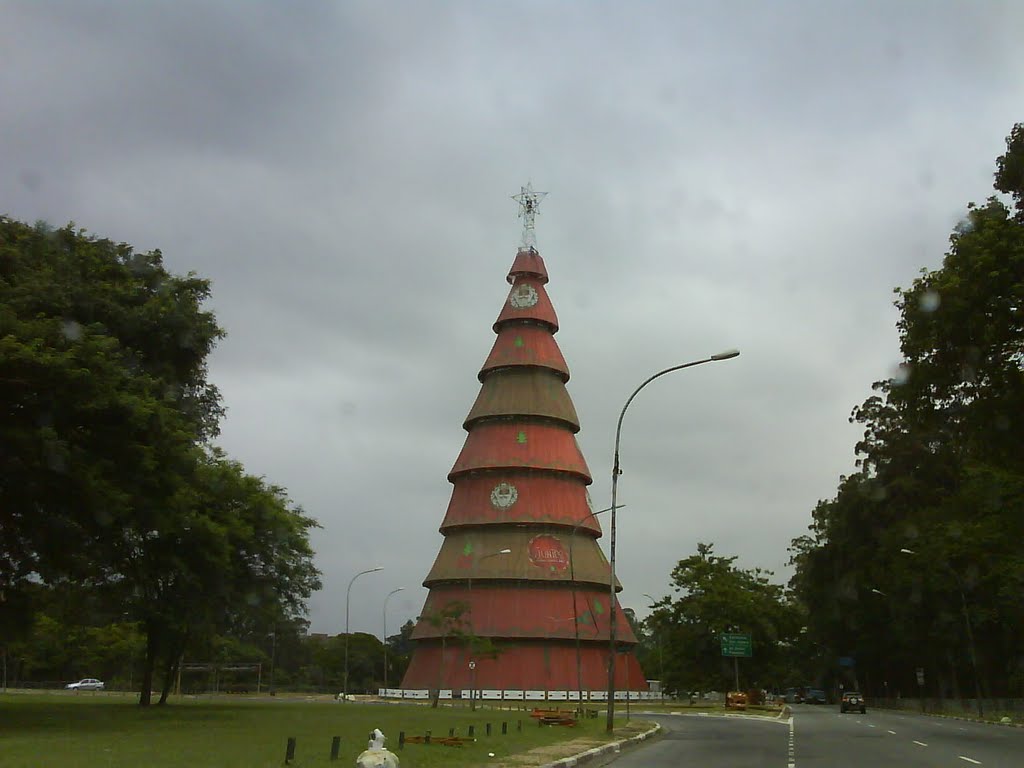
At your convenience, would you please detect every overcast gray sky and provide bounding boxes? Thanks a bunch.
[4,1,1023,640]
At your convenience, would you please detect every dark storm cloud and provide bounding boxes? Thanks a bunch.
[3,0,1023,635]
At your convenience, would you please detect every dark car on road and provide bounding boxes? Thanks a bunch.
[840,691,866,713]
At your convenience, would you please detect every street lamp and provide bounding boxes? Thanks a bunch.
[643,593,665,704]
[382,587,405,694]
[268,630,277,694]
[343,566,383,703]
[467,548,512,594]
[467,548,511,710]
[568,505,620,711]
[900,547,983,717]
[606,349,740,732]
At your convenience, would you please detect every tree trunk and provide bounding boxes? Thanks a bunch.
[157,652,177,705]
[947,648,961,702]
[157,628,188,705]
[431,635,446,709]
[139,624,159,706]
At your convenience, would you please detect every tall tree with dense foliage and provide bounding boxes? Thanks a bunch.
[654,543,802,695]
[1,218,222,595]
[790,124,1024,702]
[0,218,320,705]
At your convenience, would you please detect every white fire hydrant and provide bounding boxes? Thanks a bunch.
[355,728,399,768]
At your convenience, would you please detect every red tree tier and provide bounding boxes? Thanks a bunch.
[400,244,647,695]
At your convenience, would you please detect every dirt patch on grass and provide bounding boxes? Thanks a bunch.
[493,722,655,768]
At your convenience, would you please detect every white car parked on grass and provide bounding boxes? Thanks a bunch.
[65,678,104,691]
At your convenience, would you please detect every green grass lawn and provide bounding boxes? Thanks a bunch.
[0,692,638,768]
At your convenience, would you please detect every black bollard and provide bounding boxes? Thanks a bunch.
[517,719,522,732]
[449,727,455,737]
[398,731,405,750]
[330,736,340,761]
[486,723,492,736]
[468,725,475,738]
[502,721,507,735]
[425,730,431,744]
[285,737,296,764]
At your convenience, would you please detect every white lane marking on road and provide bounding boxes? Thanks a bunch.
[913,741,928,747]
[958,756,982,764]
[867,724,876,728]
[887,729,896,734]
[788,714,796,768]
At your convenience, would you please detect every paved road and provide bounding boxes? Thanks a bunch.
[603,705,1024,767]
[794,703,1024,767]
[600,711,789,767]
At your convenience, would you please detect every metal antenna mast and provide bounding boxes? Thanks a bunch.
[511,182,548,251]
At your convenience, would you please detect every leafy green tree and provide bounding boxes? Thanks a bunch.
[790,123,1024,702]
[659,543,801,695]
[1,218,220,621]
[126,450,320,705]
[0,218,320,705]
[420,600,471,708]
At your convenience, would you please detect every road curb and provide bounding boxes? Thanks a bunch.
[917,711,1024,729]
[539,723,662,768]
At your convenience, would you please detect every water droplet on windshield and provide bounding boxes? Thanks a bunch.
[890,363,911,386]
[919,290,940,313]
[62,320,83,340]
[954,216,975,235]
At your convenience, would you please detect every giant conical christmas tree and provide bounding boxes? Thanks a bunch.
[400,186,646,695]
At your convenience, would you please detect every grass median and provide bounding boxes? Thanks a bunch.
[0,693,652,767]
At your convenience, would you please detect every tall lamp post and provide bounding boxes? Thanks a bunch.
[382,587,405,694]
[268,630,277,694]
[900,547,983,717]
[606,349,740,733]
[467,548,512,594]
[468,548,511,710]
[343,566,383,702]
[568,505,619,711]
[643,594,665,704]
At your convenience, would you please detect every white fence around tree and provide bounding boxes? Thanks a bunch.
[378,688,664,701]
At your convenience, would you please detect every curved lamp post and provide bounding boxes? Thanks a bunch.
[468,548,511,710]
[382,587,405,694]
[467,548,512,594]
[900,547,983,717]
[606,349,740,732]
[343,566,383,702]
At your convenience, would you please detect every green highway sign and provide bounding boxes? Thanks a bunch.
[720,633,752,657]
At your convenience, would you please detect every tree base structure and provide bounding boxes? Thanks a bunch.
[401,641,646,692]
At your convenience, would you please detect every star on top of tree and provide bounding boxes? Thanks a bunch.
[511,182,548,250]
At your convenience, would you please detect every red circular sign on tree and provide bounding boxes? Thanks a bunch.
[528,534,568,572]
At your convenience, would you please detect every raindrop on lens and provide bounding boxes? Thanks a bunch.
[891,363,911,386]
[919,290,940,313]
[62,320,83,341]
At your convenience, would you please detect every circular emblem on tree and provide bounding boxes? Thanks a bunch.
[509,284,539,309]
[528,534,569,573]
[490,482,518,509]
